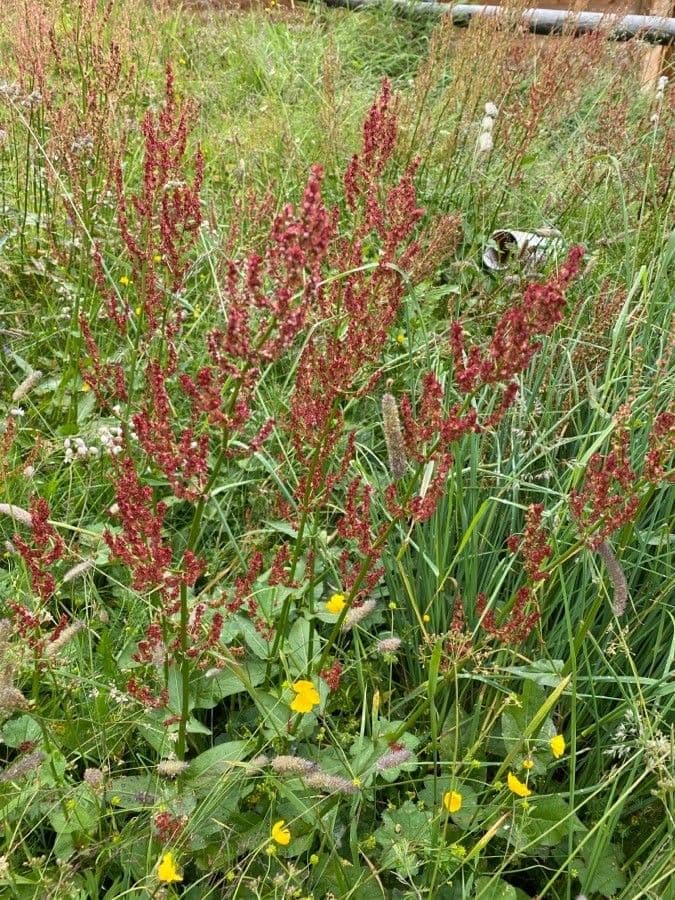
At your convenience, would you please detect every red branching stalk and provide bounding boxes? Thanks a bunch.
[113,64,203,336]
[79,316,128,408]
[450,245,585,396]
[506,503,552,583]
[132,361,209,502]
[104,458,203,613]
[570,429,640,548]
[441,598,473,668]
[13,497,65,601]
[476,588,540,646]
[389,248,584,531]
[476,504,553,646]
[320,660,343,693]
[644,410,675,483]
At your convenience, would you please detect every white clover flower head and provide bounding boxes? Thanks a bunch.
[484,101,499,118]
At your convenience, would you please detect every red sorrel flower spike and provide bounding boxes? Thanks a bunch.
[132,361,209,502]
[104,458,203,611]
[320,660,343,692]
[79,315,128,408]
[450,245,585,393]
[345,78,398,210]
[570,429,640,548]
[507,504,553,583]
[644,410,674,483]
[476,589,540,645]
[13,496,65,601]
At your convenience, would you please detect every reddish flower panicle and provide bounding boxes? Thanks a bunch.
[507,503,552,582]
[320,660,343,693]
[476,589,540,645]
[570,430,640,548]
[13,497,65,600]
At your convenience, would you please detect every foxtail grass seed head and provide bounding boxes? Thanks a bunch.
[44,621,85,658]
[0,750,45,782]
[83,767,106,788]
[375,745,412,771]
[248,754,270,772]
[0,503,32,528]
[381,391,407,480]
[342,599,377,632]
[595,540,629,616]
[157,758,189,779]
[655,75,668,102]
[62,559,94,584]
[376,636,401,654]
[0,684,28,712]
[270,755,317,776]
[304,769,359,795]
[11,370,42,403]
[477,131,494,154]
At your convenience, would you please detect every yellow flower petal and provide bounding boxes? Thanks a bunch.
[550,734,565,759]
[443,790,462,814]
[271,819,291,846]
[157,851,182,883]
[289,679,320,714]
[507,771,532,798]
[326,593,346,614]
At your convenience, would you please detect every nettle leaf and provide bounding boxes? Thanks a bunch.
[577,840,626,897]
[375,801,433,878]
[47,783,100,834]
[474,876,518,900]
[1,715,42,748]
[312,853,386,899]
[520,795,583,848]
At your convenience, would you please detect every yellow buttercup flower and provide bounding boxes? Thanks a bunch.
[157,850,182,883]
[290,679,320,714]
[326,593,346,614]
[550,734,565,759]
[271,819,291,846]
[119,276,130,286]
[443,790,462,814]
[422,614,431,623]
[507,772,532,798]
[522,758,534,770]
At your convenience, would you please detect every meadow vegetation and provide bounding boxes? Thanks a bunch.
[0,1,673,897]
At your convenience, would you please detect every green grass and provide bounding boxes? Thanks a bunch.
[0,2,673,898]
